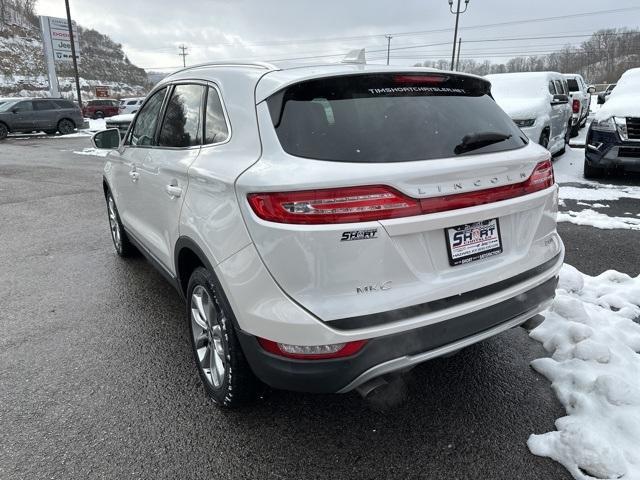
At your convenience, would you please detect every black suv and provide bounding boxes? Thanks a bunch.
[0,98,85,140]
[584,69,640,178]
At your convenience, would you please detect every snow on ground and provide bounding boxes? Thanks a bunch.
[528,265,640,480]
[558,209,640,231]
[569,124,589,148]
[88,118,107,131]
[73,148,110,158]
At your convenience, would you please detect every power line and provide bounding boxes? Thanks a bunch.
[177,6,640,49]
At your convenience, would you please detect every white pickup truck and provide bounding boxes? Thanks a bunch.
[563,74,595,137]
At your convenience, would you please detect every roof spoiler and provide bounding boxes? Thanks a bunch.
[341,49,366,65]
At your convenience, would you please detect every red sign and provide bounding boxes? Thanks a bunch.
[95,86,110,98]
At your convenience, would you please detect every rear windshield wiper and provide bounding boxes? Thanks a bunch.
[454,132,512,155]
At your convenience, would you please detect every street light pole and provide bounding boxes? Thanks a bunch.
[448,0,469,71]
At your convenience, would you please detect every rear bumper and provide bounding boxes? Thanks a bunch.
[238,273,558,394]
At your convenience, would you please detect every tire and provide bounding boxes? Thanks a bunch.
[570,123,579,138]
[580,114,588,128]
[187,267,260,408]
[0,122,8,140]
[584,159,604,179]
[57,119,75,135]
[565,121,572,145]
[539,130,550,150]
[105,191,135,257]
[94,111,105,119]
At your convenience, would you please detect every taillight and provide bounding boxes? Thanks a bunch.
[572,99,580,113]
[257,338,367,360]
[247,185,421,225]
[248,160,554,224]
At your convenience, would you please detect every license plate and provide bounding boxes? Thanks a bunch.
[445,219,503,266]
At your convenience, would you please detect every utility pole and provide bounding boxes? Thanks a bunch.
[385,35,392,65]
[64,0,82,106]
[448,0,470,71]
[455,37,462,71]
[178,44,189,68]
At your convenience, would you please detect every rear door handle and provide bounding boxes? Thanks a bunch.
[165,184,182,198]
[129,171,139,182]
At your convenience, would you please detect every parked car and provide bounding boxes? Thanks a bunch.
[92,62,564,407]
[597,83,616,104]
[563,73,595,136]
[82,99,119,119]
[585,68,640,178]
[0,97,85,140]
[118,97,144,115]
[105,113,135,137]
[486,72,573,156]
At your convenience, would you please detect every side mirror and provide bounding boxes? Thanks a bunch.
[551,94,569,105]
[92,128,121,149]
[587,86,596,94]
[11,108,20,114]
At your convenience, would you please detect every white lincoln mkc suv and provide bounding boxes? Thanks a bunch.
[93,61,564,407]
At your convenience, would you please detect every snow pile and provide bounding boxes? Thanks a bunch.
[528,265,640,480]
[560,185,640,202]
[73,148,110,157]
[595,68,640,121]
[558,209,640,231]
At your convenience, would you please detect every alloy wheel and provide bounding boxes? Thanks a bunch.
[107,195,122,252]
[190,285,226,388]
[58,120,74,135]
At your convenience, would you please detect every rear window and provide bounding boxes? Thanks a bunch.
[566,79,579,92]
[267,73,526,163]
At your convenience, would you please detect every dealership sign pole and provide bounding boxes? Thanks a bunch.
[39,16,60,98]
[38,15,81,100]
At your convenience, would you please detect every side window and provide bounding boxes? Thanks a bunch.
[53,100,74,109]
[204,86,229,145]
[554,80,564,95]
[548,81,556,95]
[14,101,33,112]
[34,100,54,111]
[158,84,205,148]
[129,87,167,146]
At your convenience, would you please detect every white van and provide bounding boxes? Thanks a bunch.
[486,72,573,156]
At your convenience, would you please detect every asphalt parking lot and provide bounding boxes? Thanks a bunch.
[1,135,638,479]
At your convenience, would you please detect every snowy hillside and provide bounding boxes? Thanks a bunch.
[0,0,150,98]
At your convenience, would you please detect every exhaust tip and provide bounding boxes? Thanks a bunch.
[357,375,408,412]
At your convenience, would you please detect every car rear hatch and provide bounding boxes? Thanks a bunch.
[236,71,561,324]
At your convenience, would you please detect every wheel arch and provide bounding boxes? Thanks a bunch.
[0,120,10,132]
[175,237,216,298]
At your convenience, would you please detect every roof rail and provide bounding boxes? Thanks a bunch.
[166,61,278,77]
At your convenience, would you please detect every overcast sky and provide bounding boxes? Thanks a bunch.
[36,0,640,70]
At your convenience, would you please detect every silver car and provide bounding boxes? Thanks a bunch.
[93,62,564,408]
